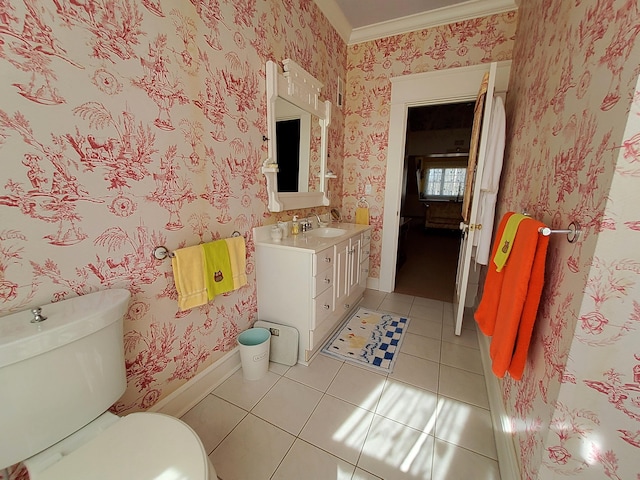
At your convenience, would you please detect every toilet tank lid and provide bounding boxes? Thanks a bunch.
[30,413,209,480]
[0,289,130,368]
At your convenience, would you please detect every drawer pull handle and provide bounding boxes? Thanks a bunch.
[344,303,350,309]
[324,278,331,283]
[324,257,331,263]
[324,304,330,310]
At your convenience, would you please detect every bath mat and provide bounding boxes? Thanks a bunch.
[321,307,410,373]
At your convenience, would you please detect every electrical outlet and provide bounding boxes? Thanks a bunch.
[365,184,372,194]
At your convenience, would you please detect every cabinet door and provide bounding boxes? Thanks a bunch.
[334,239,350,309]
[348,235,361,294]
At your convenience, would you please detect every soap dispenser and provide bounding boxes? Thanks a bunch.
[291,215,300,235]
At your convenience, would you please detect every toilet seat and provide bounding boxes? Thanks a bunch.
[27,412,211,480]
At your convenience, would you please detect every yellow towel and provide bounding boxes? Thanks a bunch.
[171,245,208,311]
[355,207,370,225]
[201,240,235,300]
[225,236,247,289]
[493,213,528,272]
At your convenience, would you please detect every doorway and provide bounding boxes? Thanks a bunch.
[394,102,474,301]
[379,62,511,295]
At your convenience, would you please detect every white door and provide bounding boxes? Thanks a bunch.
[453,62,498,335]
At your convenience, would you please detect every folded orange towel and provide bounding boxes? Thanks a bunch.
[474,212,515,336]
[487,218,548,379]
[474,212,549,380]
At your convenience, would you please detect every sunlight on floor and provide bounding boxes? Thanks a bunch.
[333,380,441,476]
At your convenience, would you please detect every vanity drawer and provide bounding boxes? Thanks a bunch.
[313,247,334,275]
[313,268,333,297]
[312,286,334,330]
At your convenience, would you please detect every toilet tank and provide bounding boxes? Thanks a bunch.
[0,289,131,470]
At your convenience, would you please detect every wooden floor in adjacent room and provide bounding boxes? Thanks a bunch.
[394,221,462,302]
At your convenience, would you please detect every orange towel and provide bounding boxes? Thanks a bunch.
[474,211,515,336]
[474,212,549,380]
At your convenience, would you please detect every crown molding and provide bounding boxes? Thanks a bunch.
[313,0,353,44]
[314,0,518,46]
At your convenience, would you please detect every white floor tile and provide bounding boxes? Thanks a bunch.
[186,291,502,480]
[272,439,355,480]
[212,368,279,411]
[300,395,375,464]
[327,363,387,411]
[268,361,291,376]
[378,298,412,316]
[410,303,444,322]
[432,439,501,479]
[389,352,439,392]
[252,376,323,435]
[352,468,383,479]
[441,323,480,349]
[209,414,294,480]
[434,396,497,460]
[438,364,489,409]
[375,379,438,433]
[285,354,343,391]
[401,332,441,363]
[407,317,443,340]
[440,342,484,374]
[358,415,434,480]
[180,394,246,455]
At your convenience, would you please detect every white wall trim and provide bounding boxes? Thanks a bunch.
[379,61,511,293]
[315,0,517,45]
[477,328,521,480]
[149,347,241,418]
[313,0,353,44]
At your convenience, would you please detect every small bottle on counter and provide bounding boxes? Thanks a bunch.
[291,215,300,235]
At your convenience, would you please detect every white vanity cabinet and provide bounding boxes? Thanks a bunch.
[253,223,371,364]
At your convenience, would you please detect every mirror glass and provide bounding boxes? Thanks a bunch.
[275,98,322,193]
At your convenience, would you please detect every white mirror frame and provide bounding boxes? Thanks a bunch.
[263,59,332,212]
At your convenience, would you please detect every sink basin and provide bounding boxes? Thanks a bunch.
[307,227,347,238]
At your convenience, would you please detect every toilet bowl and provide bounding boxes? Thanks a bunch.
[0,289,217,479]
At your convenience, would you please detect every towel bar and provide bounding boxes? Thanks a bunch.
[153,231,243,260]
[538,221,581,243]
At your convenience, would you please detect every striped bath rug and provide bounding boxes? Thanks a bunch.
[321,307,410,373]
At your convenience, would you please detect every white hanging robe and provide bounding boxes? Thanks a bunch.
[473,95,506,265]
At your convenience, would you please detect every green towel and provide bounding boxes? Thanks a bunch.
[201,240,235,300]
[493,214,528,272]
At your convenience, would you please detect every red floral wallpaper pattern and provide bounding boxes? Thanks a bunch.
[342,12,517,279]
[0,0,346,416]
[499,0,640,478]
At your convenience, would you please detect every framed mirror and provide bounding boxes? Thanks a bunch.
[263,59,332,212]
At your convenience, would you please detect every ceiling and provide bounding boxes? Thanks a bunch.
[313,0,518,44]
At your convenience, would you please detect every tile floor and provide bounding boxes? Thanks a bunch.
[181,290,499,480]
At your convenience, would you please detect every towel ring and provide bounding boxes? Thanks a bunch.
[358,197,369,208]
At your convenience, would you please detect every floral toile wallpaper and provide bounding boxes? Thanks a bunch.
[342,11,517,279]
[498,0,640,478]
[0,0,347,420]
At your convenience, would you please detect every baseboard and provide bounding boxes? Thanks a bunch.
[477,330,521,479]
[150,347,241,418]
[366,277,380,291]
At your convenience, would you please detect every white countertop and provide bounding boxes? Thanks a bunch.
[253,222,371,253]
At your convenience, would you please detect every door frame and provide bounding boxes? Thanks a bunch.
[379,61,512,293]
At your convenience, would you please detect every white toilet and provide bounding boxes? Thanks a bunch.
[0,289,217,479]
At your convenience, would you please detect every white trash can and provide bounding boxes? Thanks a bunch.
[237,327,271,380]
